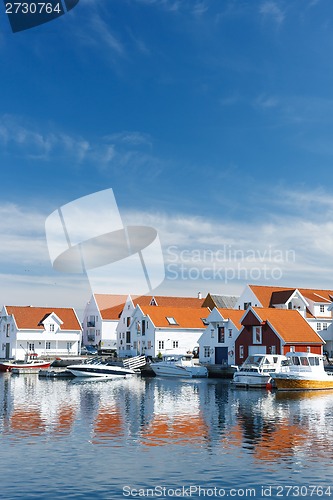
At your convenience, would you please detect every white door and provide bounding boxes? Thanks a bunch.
[248,345,266,355]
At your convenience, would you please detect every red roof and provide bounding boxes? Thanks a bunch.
[5,306,81,331]
[216,308,244,329]
[249,284,333,307]
[139,306,210,329]
[95,294,205,320]
[251,307,323,344]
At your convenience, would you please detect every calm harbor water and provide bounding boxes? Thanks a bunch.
[1,374,333,500]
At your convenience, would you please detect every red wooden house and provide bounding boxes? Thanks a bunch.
[235,307,324,365]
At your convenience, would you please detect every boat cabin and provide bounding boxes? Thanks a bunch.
[281,352,324,372]
[238,354,286,374]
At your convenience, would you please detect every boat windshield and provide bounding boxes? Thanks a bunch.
[288,355,320,367]
[243,356,263,366]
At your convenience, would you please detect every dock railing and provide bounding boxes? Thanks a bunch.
[123,355,147,371]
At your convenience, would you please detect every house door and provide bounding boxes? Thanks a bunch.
[5,343,10,358]
[215,347,228,365]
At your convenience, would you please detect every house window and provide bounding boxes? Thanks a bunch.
[88,316,95,327]
[67,342,72,352]
[133,341,137,349]
[317,323,322,331]
[46,342,51,350]
[158,340,164,350]
[228,329,232,338]
[244,302,251,310]
[148,341,152,349]
[271,345,276,354]
[142,320,146,336]
[253,326,262,344]
[320,305,325,313]
[126,331,131,344]
[166,317,177,325]
[6,324,10,337]
[218,326,225,343]
[29,343,35,352]
[204,346,210,358]
[49,324,54,332]
[323,323,328,330]
[239,345,244,359]
[173,341,178,349]
[126,317,131,327]
[211,329,215,338]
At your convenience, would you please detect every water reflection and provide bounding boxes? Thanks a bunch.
[1,373,333,463]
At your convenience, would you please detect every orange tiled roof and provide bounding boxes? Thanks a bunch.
[139,305,210,329]
[249,284,333,307]
[5,305,81,331]
[216,308,244,329]
[252,307,324,344]
[95,294,205,320]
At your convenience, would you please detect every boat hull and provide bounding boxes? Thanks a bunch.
[272,375,333,391]
[67,364,135,379]
[0,361,51,372]
[150,364,208,378]
[233,373,271,388]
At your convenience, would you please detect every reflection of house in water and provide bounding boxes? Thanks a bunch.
[139,381,209,447]
[1,375,78,438]
[92,404,124,444]
[221,390,333,463]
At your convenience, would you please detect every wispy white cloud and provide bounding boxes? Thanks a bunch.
[259,1,285,25]
[254,94,279,109]
[0,115,155,172]
[90,14,126,56]
[0,114,90,162]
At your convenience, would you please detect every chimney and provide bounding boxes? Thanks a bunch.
[198,292,202,300]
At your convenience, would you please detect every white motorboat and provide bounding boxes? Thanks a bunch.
[233,354,287,388]
[270,352,333,391]
[150,354,208,378]
[67,357,136,379]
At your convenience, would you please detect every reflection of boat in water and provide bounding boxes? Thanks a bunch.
[271,352,333,391]
[0,354,51,373]
[232,354,287,388]
[67,357,136,379]
[150,354,208,378]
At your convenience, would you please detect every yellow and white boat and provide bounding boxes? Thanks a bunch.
[271,352,333,391]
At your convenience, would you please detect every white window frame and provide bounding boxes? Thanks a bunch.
[204,346,210,358]
[253,326,262,344]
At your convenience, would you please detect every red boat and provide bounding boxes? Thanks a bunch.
[0,353,51,372]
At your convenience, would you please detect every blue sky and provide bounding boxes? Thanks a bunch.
[1,0,333,314]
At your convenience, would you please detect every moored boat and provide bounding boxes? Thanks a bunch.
[67,356,136,379]
[149,353,208,378]
[232,354,287,388]
[270,352,333,391]
[0,353,51,373]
